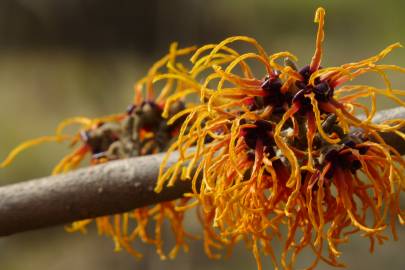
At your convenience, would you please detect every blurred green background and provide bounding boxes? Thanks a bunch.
[0,0,404,269]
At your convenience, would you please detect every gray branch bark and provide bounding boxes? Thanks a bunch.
[0,107,404,236]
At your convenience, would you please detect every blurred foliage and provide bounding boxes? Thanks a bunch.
[0,0,403,269]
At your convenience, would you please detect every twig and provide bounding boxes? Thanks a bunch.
[0,107,404,236]
[0,151,191,236]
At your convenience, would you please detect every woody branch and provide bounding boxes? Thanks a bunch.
[0,107,404,237]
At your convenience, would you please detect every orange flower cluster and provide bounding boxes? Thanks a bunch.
[1,7,404,270]
[0,44,199,260]
[155,7,405,269]
[61,44,198,260]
